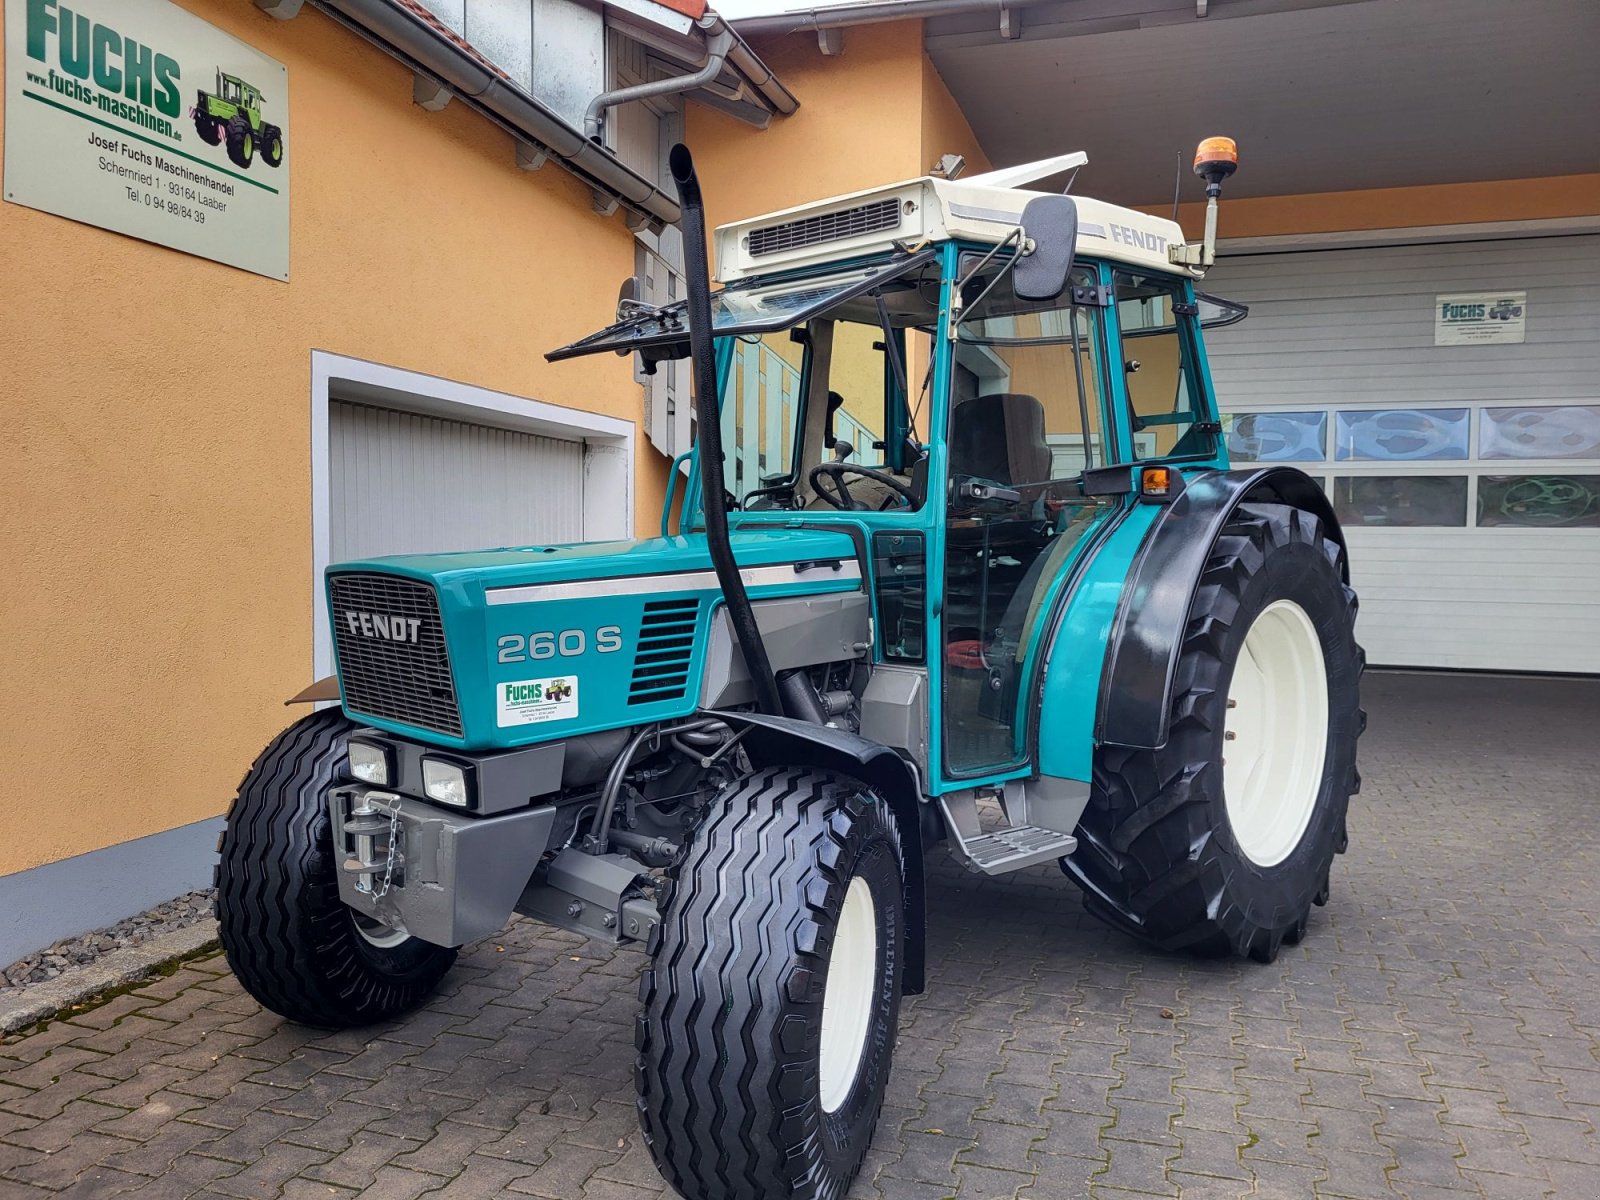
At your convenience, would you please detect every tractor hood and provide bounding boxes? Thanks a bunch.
[325,528,863,751]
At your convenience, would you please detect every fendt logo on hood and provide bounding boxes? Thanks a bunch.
[345,611,422,645]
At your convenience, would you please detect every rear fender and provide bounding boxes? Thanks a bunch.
[1095,466,1346,751]
[711,710,928,995]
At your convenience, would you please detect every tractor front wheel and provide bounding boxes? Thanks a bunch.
[1065,502,1364,962]
[637,767,905,1200]
[225,115,254,169]
[215,708,457,1027]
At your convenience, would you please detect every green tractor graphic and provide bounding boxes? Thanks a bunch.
[193,70,283,170]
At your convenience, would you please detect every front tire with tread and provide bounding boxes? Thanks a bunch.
[215,708,456,1028]
[637,766,905,1200]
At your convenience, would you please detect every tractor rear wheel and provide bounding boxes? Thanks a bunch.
[1065,502,1363,962]
[194,111,222,146]
[637,767,905,1200]
[261,124,284,168]
[225,115,254,169]
[215,708,457,1027]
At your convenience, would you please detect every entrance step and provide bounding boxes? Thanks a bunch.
[938,793,1078,876]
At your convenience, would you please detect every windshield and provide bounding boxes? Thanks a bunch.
[545,253,935,364]
[717,256,943,513]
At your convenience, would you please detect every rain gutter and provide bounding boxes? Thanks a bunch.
[308,0,683,227]
[732,0,1055,36]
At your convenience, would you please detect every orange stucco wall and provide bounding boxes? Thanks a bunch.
[0,0,664,875]
[687,20,988,236]
[1157,173,1600,240]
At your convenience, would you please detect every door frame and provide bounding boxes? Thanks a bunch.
[310,351,636,677]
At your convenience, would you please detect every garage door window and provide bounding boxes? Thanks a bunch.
[1332,476,1469,527]
[1225,411,1326,462]
[1334,408,1470,461]
[1480,405,1600,459]
[1478,474,1600,528]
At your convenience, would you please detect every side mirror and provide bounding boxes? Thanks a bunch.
[1014,196,1078,302]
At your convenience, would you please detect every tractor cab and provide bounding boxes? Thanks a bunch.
[551,153,1245,786]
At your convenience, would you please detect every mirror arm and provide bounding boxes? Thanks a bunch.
[948,226,1026,338]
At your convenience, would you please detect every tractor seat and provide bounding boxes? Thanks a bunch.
[948,393,1052,487]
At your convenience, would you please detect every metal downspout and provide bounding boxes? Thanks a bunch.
[585,28,735,141]
[309,0,682,226]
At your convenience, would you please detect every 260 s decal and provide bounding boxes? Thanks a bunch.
[496,626,623,664]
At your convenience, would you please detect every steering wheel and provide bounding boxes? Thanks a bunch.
[808,463,918,511]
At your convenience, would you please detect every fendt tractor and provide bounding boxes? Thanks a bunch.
[217,139,1363,1200]
[192,69,283,170]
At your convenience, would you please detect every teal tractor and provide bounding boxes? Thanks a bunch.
[193,69,283,170]
[217,139,1362,1200]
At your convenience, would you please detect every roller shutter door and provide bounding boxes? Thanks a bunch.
[1205,234,1600,673]
[330,399,587,564]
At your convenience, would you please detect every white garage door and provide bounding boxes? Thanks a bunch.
[1205,234,1600,673]
[330,399,587,564]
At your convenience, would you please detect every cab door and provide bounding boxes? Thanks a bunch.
[936,260,1125,781]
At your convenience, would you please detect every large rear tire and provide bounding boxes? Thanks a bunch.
[215,708,457,1027]
[1065,502,1363,961]
[637,767,905,1200]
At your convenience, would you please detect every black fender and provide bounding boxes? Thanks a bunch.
[710,710,928,995]
[1095,466,1347,751]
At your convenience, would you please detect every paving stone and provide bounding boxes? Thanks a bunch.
[1,674,1596,1198]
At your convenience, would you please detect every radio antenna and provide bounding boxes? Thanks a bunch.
[1170,149,1183,224]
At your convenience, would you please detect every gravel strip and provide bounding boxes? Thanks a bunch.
[1,889,217,993]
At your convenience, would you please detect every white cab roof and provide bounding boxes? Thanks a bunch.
[714,154,1195,283]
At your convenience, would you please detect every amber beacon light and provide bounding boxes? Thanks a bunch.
[1193,137,1239,192]
[1171,136,1240,271]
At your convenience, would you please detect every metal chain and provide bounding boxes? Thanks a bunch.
[371,799,401,899]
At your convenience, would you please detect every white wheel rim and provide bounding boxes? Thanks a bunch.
[350,909,409,949]
[1222,599,1329,868]
[819,876,878,1114]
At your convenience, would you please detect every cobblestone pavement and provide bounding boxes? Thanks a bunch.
[2,672,1597,1200]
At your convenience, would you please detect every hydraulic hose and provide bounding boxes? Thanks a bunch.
[669,143,784,718]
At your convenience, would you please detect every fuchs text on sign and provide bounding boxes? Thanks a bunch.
[5,0,290,280]
[1434,291,1527,346]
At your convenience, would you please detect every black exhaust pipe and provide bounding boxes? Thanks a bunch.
[669,144,783,718]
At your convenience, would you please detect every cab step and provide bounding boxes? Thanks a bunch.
[938,793,1078,875]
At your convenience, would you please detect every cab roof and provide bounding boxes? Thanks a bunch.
[714,152,1196,283]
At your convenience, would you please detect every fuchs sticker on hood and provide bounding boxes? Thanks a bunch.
[496,676,579,727]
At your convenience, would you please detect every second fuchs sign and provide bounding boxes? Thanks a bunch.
[4,0,289,280]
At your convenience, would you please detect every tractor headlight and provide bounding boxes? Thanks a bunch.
[421,758,472,808]
[347,740,391,786]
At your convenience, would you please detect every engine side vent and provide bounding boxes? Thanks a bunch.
[628,598,700,706]
[748,197,902,258]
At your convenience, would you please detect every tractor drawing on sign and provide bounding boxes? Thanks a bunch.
[215,138,1363,1200]
[192,69,283,170]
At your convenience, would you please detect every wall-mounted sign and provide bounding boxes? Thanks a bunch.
[4,0,289,280]
[1434,291,1526,346]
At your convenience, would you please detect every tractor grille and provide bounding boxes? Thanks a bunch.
[748,198,902,258]
[329,573,462,738]
[628,598,700,706]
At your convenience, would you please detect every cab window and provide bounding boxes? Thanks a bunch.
[1112,269,1215,460]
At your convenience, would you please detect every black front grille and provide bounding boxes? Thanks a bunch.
[628,598,700,705]
[748,198,902,257]
[329,573,462,737]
